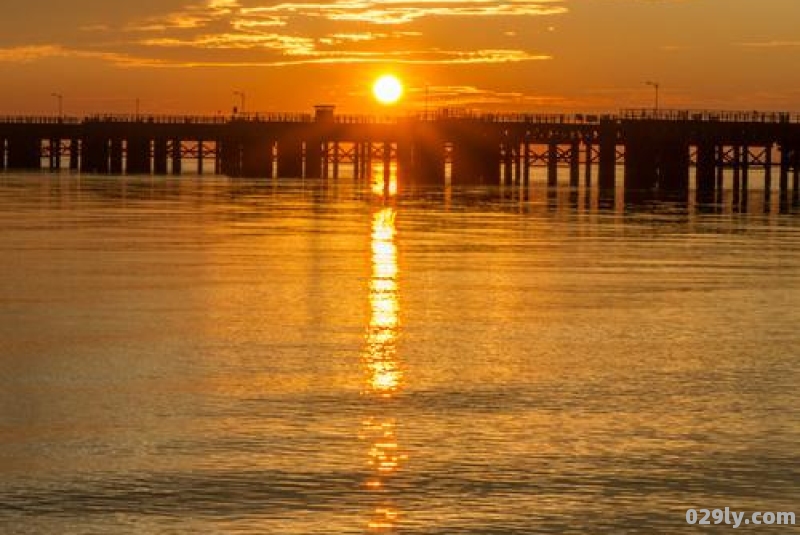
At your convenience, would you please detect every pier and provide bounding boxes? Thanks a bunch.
[1,107,799,201]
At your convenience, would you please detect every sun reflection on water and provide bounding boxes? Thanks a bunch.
[362,204,406,531]
[372,162,399,197]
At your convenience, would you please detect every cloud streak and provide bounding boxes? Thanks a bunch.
[60,0,561,67]
[241,0,567,25]
[0,0,563,69]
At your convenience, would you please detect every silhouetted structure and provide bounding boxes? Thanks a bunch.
[1,108,798,200]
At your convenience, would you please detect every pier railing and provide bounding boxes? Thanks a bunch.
[620,108,800,124]
[1,109,799,126]
[0,116,82,125]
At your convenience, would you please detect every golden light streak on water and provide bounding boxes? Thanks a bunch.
[363,205,406,531]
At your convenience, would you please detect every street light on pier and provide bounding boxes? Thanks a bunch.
[51,93,63,117]
[644,81,660,114]
[233,91,246,115]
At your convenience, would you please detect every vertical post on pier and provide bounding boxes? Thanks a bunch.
[410,133,446,188]
[7,135,43,170]
[514,144,522,185]
[197,140,204,175]
[598,121,617,191]
[241,138,273,178]
[779,145,790,198]
[321,142,329,180]
[363,142,371,181]
[356,143,364,180]
[696,141,716,201]
[383,141,392,186]
[46,139,53,170]
[716,145,724,191]
[547,141,558,187]
[69,139,79,170]
[502,143,512,186]
[569,139,580,188]
[396,139,413,185]
[523,142,530,185]
[660,138,691,195]
[732,145,741,194]
[171,139,182,175]
[332,141,340,180]
[214,140,222,175]
[584,142,593,188]
[624,132,659,193]
[792,147,799,202]
[127,137,151,175]
[48,138,61,170]
[81,135,108,174]
[451,127,500,186]
[353,142,361,181]
[110,138,123,174]
[741,145,749,195]
[153,138,168,175]
[305,139,322,179]
[764,144,773,195]
[277,138,303,178]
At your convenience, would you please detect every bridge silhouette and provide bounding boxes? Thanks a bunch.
[1,107,798,201]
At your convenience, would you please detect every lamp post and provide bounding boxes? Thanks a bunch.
[233,91,246,115]
[645,81,660,114]
[51,93,63,117]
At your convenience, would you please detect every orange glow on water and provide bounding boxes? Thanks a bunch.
[371,157,398,196]
[363,204,405,531]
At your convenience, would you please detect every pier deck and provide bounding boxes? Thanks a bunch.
[1,108,798,200]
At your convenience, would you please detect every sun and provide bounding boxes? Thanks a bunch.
[373,75,404,105]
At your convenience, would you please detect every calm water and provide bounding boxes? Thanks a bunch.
[1,173,800,534]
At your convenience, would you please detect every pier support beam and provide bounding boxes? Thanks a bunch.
[502,141,514,186]
[659,140,690,193]
[197,140,204,175]
[218,138,239,177]
[171,139,182,175]
[410,140,446,187]
[624,137,658,192]
[451,130,500,186]
[110,138,123,174]
[69,139,79,170]
[7,135,42,170]
[81,136,108,174]
[598,122,617,191]
[569,140,580,188]
[741,145,750,193]
[241,138,273,178]
[127,137,150,174]
[547,142,558,187]
[779,145,790,196]
[732,145,741,194]
[304,139,322,178]
[277,138,303,178]
[523,143,531,185]
[696,141,716,200]
[48,139,61,170]
[153,138,169,175]
[765,144,773,195]
[584,142,593,187]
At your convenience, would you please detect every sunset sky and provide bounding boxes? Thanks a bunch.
[1,0,798,115]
